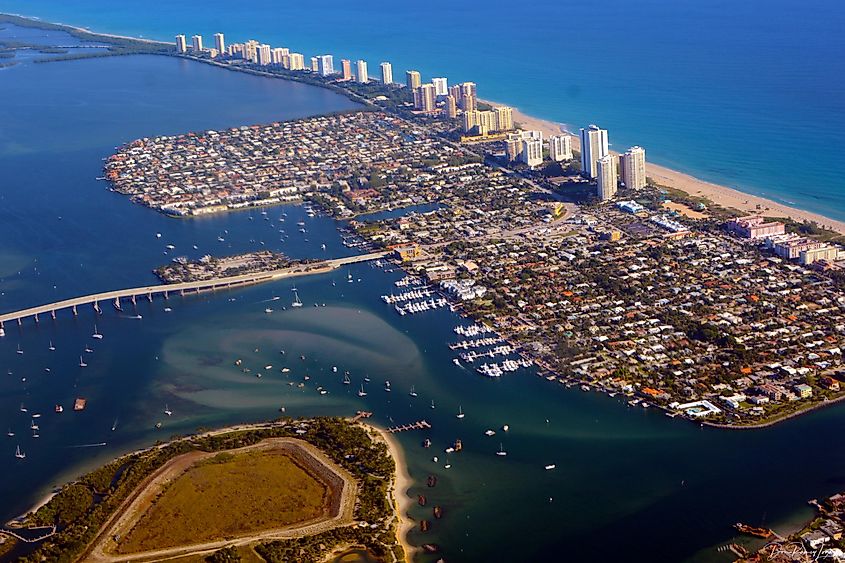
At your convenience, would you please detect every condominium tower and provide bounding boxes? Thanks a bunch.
[175,35,187,53]
[580,125,609,178]
[620,146,647,190]
[356,60,368,83]
[191,34,203,52]
[549,135,573,162]
[406,70,421,89]
[380,62,393,84]
[213,33,225,55]
[596,155,617,200]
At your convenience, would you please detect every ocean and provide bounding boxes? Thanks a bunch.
[1,15,845,563]
[1,0,843,221]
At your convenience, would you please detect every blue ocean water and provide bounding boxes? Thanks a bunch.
[2,0,844,220]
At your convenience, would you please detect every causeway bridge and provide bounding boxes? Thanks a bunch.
[0,251,388,329]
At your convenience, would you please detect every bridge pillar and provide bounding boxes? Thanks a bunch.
[93,301,101,314]
[164,291,169,300]
[34,313,39,323]
[180,289,185,296]
[17,318,21,326]
[51,310,56,320]
[113,297,121,309]
[72,305,77,316]
[147,293,152,302]
[131,294,136,305]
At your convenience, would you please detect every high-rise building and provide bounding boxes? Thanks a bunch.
[213,33,225,55]
[272,47,288,65]
[549,135,573,162]
[289,53,305,70]
[318,55,334,76]
[520,138,544,167]
[580,125,609,178]
[505,131,542,160]
[406,70,421,89]
[257,44,272,66]
[448,85,462,105]
[445,95,457,119]
[175,35,187,53]
[380,62,393,84]
[494,106,513,131]
[459,82,477,104]
[432,77,448,96]
[356,60,368,83]
[310,56,319,72]
[341,59,353,81]
[243,40,258,63]
[596,155,617,200]
[413,84,436,112]
[462,92,477,112]
[191,35,203,52]
[620,146,647,189]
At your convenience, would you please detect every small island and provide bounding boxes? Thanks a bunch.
[2,418,410,563]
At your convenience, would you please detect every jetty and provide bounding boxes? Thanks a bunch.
[386,420,431,433]
[0,251,388,329]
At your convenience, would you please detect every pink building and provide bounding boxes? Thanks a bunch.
[727,215,786,239]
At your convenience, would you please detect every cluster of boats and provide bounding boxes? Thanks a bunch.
[448,336,502,350]
[395,298,448,316]
[453,324,495,337]
[381,288,434,304]
[394,275,422,287]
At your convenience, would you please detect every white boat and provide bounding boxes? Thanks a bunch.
[264,308,273,314]
[545,464,556,470]
[16,344,23,355]
[30,420,39,431]
[19,403,27,413]
[342,374,351,385]
[502,424,510,432]
[409,386,418,397]
[357,384,367,397]
[15,445,25,459]
[291,287,303,308]
[430,400,436,409]
[264,365,272,370]
[164,405,172,416]
[452,358,461,366]
[48,341,55,351]
[496,443,507,457]
[164,307,172,312]
[6,429,13,437]
[384,380,391,392]
[332,366,338,373]
[484,429,496,436]
[444,462,452,469]
[456,406,465,419]
[79,356,88,368]
[92,325,103,339]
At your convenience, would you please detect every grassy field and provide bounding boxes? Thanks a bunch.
[118,449,330,554]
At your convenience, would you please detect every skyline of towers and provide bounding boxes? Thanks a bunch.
[580,124,609,179]
[380,62,393,84]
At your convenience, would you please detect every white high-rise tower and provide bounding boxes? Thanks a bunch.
[580,125,609,178]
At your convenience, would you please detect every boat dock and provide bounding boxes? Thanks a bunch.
[386,420,432,433]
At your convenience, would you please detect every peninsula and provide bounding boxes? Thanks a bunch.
[2,418,409,563]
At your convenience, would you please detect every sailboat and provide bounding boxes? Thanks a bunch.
[342,373,351,385]
[16,344,23,355]
[19,403,27,413]
[409,385,418,397]
[164,404,172,416]
[384,380,391,392]
[496,443,507,456]
[30,420,39,432]
[79,356,88,368]
[357,384,367,397]
[48,341,55,351]
[431,399,436,409]
[15,445,25,459]
[92,325,103,339]
[291,287,303,308]
[456,405,465,419]
[7,428,14,437]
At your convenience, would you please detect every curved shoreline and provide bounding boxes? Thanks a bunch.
[482,98,845,235]
[701,393,845,430]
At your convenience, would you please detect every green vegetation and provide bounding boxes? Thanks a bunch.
[16,418,400,563]
[118,449,329,554]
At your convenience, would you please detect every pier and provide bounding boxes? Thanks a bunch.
[0,251,388,329]
[386,420,431,433]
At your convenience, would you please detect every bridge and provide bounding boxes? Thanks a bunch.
[0,251,388,329]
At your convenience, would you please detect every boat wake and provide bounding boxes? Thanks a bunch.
[67,442,107,448]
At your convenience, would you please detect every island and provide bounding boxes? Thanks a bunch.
[3,418,410,563]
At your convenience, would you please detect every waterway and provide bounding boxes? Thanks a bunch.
[1,25,845,563]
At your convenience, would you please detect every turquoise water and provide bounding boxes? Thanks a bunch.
[3,23,845,563]
[2,0,844,221]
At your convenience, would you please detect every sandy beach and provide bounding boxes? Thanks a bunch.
[483,99,845,235]
[369,425,419,563]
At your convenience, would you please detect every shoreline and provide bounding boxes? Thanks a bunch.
[370,425,419,563]
[482,98,845,235]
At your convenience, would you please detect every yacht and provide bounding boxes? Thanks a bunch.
[430,400,436,409]
[48,341,55,351]
[79,356,88,368]
[54,405,63,413]
[19,403,27,413]
[496,443,507,457]
[384,380,391,392]
[16,344,23,355]
[7,428,14,437]
[14,445,25,459]
[265,308,273,314]
[409,386,418,397]
[30,420,39,432]
[484,429,496,436]
[357,384,367,397]
[92,325,103,339]
[456,406,465,419]
[84,346,94,353]
[291,287,303,308]
[164,404,172,416]
[342,374,351,385]
[502,424,510,432]
[545,464,556,470]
